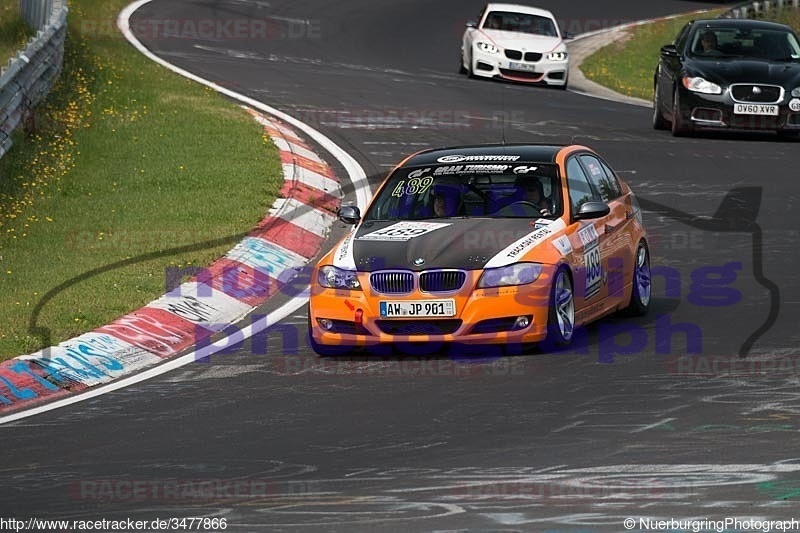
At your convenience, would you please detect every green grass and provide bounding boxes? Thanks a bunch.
[581,9,726,100]
[755,6,800,29]
[0,0,284,359]
[0,3,34,61]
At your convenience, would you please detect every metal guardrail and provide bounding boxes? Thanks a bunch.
[724,0,800,19]
[20,0,62,31]
[0,0,67,161]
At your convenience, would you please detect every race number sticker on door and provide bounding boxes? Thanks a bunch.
[357,221,450,242]
[578,224,601,299]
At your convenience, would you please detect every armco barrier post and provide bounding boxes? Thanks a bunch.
[1,0,67,163]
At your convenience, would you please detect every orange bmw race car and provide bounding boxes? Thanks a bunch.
[308,144,649,355]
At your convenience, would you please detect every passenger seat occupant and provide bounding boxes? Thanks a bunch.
[755,33,787,59]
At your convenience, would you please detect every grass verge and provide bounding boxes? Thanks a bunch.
[0,0,284,360]
[580,9,726,101]
[0,3,34,61]
[754,6,800,28]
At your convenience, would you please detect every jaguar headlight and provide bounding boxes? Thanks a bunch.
[682,76,722,95]
[318,266,361,290]
[477,263,543,288]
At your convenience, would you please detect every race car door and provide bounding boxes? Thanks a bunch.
[577,153,631,310]
[564,154,618,320]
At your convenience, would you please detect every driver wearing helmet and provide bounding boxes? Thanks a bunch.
[514,176,551,216]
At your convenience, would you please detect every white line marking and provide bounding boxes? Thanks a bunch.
[629,417,676,433]
[0,0,370,425]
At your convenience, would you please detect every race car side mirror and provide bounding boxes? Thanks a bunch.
[466,21,477,28]
[574,201,610,220]
[338,205,361,225]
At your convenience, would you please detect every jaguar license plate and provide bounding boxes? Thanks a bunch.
[734,103,779,116]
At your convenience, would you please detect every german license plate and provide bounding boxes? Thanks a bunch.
[380,299,456,318]
[508,61,537,72]
[734,103,778,116]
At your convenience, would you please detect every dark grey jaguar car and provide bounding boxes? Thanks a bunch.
[653,18,800,138]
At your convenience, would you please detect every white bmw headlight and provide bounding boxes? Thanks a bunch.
[318,266,361,290]
[792,87,800,97]
[546,51,568,61]
[476,42,499,54]
[477,263,543,288]
[682,76,722,95]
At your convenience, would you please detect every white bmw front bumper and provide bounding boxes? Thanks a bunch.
[470,46,568,86]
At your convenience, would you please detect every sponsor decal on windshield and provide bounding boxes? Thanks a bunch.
[433,164,510,175]
[436,154,521,163]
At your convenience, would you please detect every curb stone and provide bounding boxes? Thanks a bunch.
[0,111,341,416]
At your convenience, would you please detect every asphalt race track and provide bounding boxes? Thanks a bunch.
[4,1,800,531]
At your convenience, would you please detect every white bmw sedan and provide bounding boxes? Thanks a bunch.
[461,3,569,88]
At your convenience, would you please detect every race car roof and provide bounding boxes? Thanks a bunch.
[403,144,564,167]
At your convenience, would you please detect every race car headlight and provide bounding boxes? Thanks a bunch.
[477,263,543,288]
[476,42,499,54]
[318,266,361,290]
[682,76,722,95]
[792,87,800,97]
[546,51,568,61]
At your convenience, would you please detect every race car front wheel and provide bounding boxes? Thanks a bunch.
[623,240,651,316]
[545,266,574,346]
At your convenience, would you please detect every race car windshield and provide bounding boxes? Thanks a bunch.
[363,164,563,222]
[483,12,558,37]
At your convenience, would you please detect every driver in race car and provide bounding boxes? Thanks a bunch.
[515,176,552,216]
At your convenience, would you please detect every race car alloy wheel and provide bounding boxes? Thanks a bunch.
[625,241,651,316]
[547,267,575,346]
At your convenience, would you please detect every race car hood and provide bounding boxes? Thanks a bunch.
[344,218,566,272]
[689,58,800,86]
[479,29,564,53]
